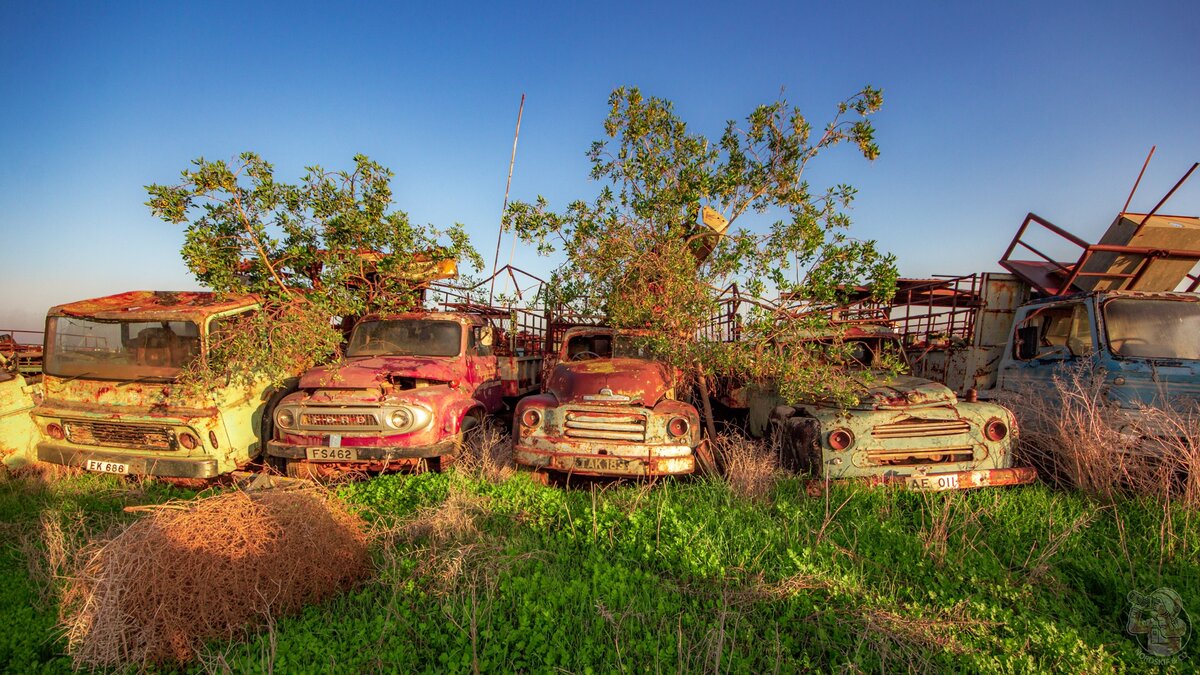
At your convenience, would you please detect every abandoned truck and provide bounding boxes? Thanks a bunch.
[713,309,1034,491]
[0,329,43,380]
[0,354,40,470]
[266,309,543,478]
[513,326,701,478]
[32,291,295,479]
[887,191,1200,424]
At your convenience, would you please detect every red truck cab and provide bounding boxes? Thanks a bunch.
[513,327,700,478]
[267,311,541,478]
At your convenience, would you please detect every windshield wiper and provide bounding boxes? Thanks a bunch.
[59,371,97,384]
[117,374,174,388]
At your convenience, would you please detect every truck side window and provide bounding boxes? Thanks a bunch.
[1015,303,1091,360]
[1066,304,1093,357]
[471,326,493,357]
[209,310,255,354]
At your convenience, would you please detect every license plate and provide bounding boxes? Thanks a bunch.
[306,447,358,461]
[85,459,129,474]
[553,455,642,474]
[907,473,960,491]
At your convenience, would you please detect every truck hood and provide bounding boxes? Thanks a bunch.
[1103,360,1200,410]
[301,356,465,390]
[848,374,957,410]
[546,358,673,406]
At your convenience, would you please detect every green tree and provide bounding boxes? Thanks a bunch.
[505,86,897,405]
[147,153,481,384]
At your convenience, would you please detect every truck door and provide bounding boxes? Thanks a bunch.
[468,324,502,412]
[997,300,1096,397]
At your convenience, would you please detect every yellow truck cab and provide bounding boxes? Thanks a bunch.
[32,291,292,479]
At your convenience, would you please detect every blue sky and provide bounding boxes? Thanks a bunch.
[1,0,1197,330]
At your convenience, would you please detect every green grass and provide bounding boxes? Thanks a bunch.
[2,469,1197,673]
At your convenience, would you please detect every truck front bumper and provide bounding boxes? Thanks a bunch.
[37,442,220,479]
[514,443,695,477]
[266,439,459,463]
[854,466,1038,491]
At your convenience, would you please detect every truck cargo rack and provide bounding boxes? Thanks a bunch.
[0,328,45,377]
[427,265,551,356]
[999,163,1200,296]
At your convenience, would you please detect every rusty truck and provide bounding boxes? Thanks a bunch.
[0,354,40,470]
[886,163,1200,429]
[265,305,545,478]
[708,296,1034,491]
[31,291,296,479]
[0,329,44,380]
[512,326,701,479]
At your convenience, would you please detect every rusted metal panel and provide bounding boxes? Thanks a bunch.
[0,369,40,469]
[807,466,1038,493]
[48,291,260,321]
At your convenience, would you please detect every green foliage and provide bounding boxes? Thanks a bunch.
[146,153,482,383]
[1,472,1197,672]
[505,87,899,404]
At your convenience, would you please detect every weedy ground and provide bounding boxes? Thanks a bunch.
[1,435,1197,673]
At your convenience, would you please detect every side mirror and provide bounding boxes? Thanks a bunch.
[479,326,495,347]
[1015,326,1040,361]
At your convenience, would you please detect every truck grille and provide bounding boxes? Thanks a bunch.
[564,411,647,442]
[872,418,970,439]
[300,412,378,427]
[64,420,174,450]
[867,446,974,465]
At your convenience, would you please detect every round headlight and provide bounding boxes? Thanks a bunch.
[389,408,414,430]
[276,409,295,429]
[828,428,855,451]
[667,417,689,437]
[521,409,541,428]
[984,418,1008,442]
[47,423,64,440]
[178,431,199,450]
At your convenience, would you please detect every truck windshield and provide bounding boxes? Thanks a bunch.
[1104,299,1200,360]
[564,333,656,360]
[347,319,462,357]
[44,316,202,380]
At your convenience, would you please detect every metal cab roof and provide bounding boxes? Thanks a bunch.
[48,291,260,321]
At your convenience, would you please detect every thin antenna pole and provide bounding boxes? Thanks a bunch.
[489,93,526,305]
[1122,145,1155,214]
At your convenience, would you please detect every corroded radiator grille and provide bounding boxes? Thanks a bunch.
[564,411,647,442]
[64,420,173,450]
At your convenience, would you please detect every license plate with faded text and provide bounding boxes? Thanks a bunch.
[552,455,643,475]
[85,459,129,474]
[907,473,961,491]
[306,446,358,461]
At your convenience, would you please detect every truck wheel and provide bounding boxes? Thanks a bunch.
[458,412,483,450]
[259,386,296,474]
[768,408,819,474]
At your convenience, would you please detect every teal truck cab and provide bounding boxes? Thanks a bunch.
[718,317,1033,491]
[889,165,1200,448]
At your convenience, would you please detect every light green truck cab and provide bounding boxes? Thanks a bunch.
[0,355,40,470]
[32,291,293,479]
[731,322,1036,491]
